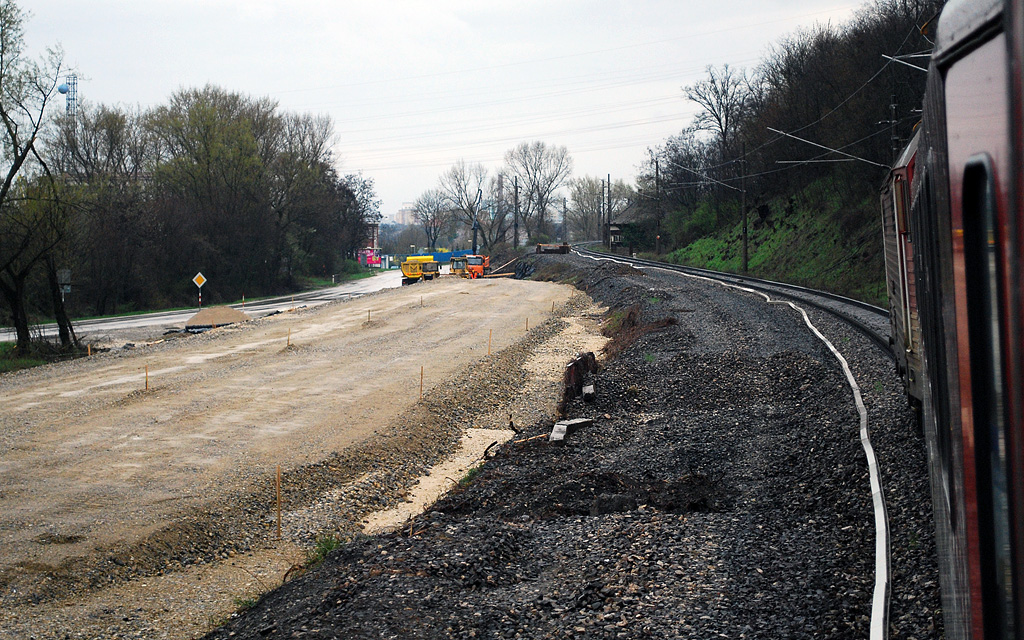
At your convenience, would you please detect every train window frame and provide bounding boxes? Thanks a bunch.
[960,152,1013,639]
[894,176,910,238]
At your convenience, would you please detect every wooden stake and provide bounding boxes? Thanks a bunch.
[367,309,371,322]
[276,465,282,540]
[552,301,555,313]
[488,329,492,356]
[420,366,424,399]
[513,433,549,444]
[420,296,423,307]
[145,365,149,390]
[526,317,529,331]
[287,328,291,347]
[87,344,91,357]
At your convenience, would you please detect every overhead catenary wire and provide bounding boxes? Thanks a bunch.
[333,4,922,183]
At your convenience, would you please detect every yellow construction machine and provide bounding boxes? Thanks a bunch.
[450,256,468,277]
[401,255,440,285]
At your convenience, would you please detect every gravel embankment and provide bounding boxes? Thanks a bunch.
[203,253,942,639]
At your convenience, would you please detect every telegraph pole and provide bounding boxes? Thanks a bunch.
[513,176,519,248]
[601,179,606,246]
[890,95,899,162]
[562,197,567,242]
[655,157,662,238]
[472,189,481,254]
[606,173,612,248]
[741,143,748,274]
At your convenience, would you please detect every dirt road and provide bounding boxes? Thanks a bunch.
[0,275,597,639]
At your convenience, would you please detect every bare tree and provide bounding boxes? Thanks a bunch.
[49,104,153,316]
[439,160,487,227]
[0,1,65,354]
[566,176,632,242]
[475,172,514,250]
[566,176,604,242]
[503,141,573,243]
[0,1,63,207]
[413,188,451,251]
[684,64,748,162]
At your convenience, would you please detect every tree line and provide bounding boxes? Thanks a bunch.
[630,0,944,259]
[403,141,633,254]
[0,2,378,356]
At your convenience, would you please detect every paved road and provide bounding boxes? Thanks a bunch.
[0,269,403,342]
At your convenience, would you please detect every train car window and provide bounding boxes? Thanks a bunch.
[894,177,909,237]
[961,153,1013,639]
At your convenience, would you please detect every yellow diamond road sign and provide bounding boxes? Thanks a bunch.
[193,272,206,288]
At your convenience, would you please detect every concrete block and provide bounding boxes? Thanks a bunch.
[582,384,595,402]
[549,418,594,443]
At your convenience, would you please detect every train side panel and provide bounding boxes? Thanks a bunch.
[881,133,925,402]
[913,63,972,637]
[1008,0,1024,633]
[943,29,1015,639]
[913,0,1021,635]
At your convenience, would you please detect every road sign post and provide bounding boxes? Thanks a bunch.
[58,269,72,303]
[193,272,206,308]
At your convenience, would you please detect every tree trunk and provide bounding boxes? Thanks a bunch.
[46,256,76,350]
[0,274,32,357]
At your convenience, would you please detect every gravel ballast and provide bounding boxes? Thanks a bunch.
[203,254,941,639]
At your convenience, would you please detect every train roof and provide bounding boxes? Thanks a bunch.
[895,129,920,169]
[935,0,1004,62]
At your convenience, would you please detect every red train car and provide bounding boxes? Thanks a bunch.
[881,131,924,403]
[888,0,1024,636]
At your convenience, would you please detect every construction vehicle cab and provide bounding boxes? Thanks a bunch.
[450,257,468,277]
[465,255,490,279]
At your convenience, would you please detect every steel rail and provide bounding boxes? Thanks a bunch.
[573,247,894,361]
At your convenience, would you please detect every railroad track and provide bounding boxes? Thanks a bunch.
[573,246,893,361]
[572,245,895,640]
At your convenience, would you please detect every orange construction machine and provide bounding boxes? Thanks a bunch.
[465,255,490,279]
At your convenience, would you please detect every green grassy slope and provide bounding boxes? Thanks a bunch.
[662,180,887,307]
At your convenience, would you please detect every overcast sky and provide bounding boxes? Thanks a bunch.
[27,1,864,219]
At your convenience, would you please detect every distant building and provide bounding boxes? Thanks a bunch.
[605,200,647,248]
[393,203,416,225]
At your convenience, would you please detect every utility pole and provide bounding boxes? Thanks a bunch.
[601,179,606,247]
[655,157,662,240]
[890,95,899,162]
[497,174,505,245]
[513,176,519,248]
[472,189,481,254]
[741,143,748,274]
[606,173,612,249]
[562,197,567,242]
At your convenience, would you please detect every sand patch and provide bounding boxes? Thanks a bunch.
[186,306,252,328]
[361,428,515,534]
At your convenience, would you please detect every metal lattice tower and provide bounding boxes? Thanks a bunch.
[64,74,77,116]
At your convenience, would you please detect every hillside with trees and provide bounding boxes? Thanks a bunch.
[628,0,944,304]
